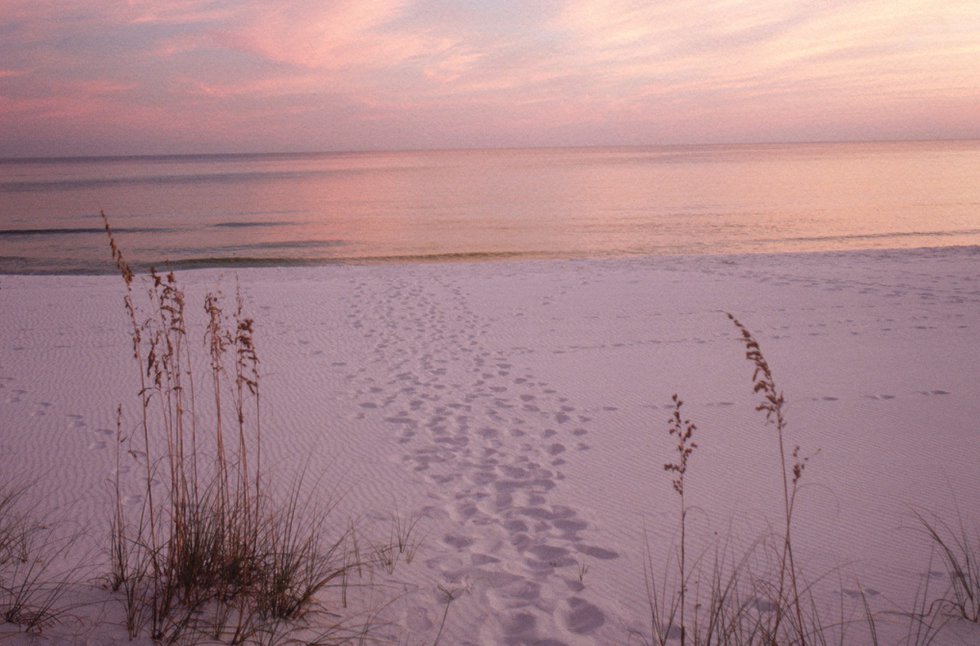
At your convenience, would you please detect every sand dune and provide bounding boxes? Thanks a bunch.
[2,247,978,644]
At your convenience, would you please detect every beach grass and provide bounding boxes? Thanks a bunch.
[642,315,819,645]
[638,314,979,646]
[101,214,399,643]
[0,480,80,632]
[914,509,980,625]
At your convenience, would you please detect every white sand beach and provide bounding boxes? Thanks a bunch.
[2,247,979,644]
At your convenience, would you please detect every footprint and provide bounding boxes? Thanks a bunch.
[575,545,618,560]
[527,544,571,561]
[555,518,588,533]
[751,597,775,612]
[471,553,499,566]
[502,611,537,637]
[842,587,879,598]
[562,597,605,634]
[547,443,566,456]
[443,534,474,549]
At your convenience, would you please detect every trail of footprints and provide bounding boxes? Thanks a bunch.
[339,271,962,642]
[343,273,612,644]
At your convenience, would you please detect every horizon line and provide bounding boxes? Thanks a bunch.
[2,135,978,163]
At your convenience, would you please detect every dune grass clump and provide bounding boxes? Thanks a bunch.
[643,314,980,645]
[0,481,77,632]
[914,509,980,625]
[103,214,371,643]
[643,315,821,645]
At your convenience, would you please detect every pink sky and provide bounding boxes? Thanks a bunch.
[1,0,978,156]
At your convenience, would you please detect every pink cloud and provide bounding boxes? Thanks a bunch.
[123,0,239,26]
[221,1,425,71]
[1,0,978,155]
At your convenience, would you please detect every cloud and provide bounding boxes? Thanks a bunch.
[123,0,239,26]
[0,0,978,155]
[221,1,423,70]
[183,74,320,99]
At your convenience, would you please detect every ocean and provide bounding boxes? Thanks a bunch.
[1,140,979,274]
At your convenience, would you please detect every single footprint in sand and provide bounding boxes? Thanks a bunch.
[562,597,605,634]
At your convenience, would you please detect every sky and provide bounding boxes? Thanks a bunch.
[1,0,978,156]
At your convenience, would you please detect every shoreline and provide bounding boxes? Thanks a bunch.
[3,242,979,278]
[2,246,979,643]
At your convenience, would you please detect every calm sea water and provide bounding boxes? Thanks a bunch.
[1,141,979,274]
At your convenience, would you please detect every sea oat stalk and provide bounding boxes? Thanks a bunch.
[664,394,698,646]
[727,312,807,644]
